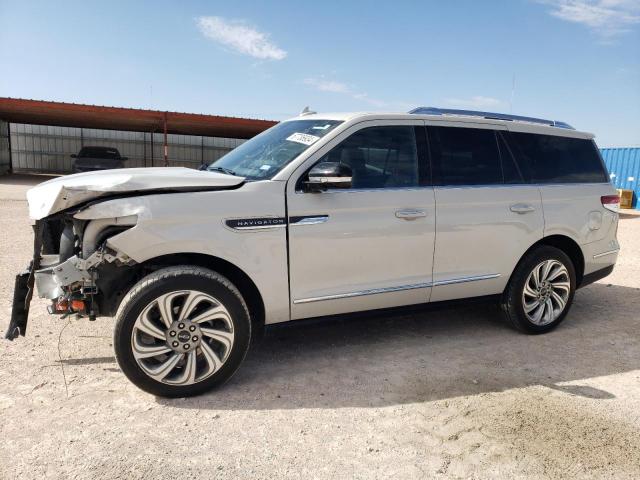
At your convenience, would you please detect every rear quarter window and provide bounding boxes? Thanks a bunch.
[508,132,607,184]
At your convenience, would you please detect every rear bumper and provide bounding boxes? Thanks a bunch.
[581,234,619,278]
[578,264,615,289]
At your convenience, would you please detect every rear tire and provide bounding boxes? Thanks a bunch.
[113,266,251,397]
[501,246,576,334]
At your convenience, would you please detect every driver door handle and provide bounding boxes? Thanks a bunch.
[395,209,427,220]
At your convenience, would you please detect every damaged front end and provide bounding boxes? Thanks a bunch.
[6,167,245,341]
[6,212,137,340]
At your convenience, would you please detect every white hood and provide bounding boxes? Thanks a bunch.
[27,167,244,219]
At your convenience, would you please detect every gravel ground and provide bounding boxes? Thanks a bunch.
[1,174,639,479]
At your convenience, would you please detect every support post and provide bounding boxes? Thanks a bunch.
[7,121,13,174]
[163,112,168,167]
[201,136,205,168]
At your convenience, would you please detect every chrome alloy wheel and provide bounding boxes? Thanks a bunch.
[522,260,571,326]
[131,290,235,385]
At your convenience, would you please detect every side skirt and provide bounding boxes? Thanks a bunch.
[266,294,501,332]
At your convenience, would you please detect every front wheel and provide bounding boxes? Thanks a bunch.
[501,246,576,334]
[114,266,251,397]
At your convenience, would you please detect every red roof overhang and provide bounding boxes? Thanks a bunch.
[0,97,277,139]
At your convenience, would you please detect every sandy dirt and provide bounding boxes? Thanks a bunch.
[1,175,639,479]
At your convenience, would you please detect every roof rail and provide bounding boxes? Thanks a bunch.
[408,107,574,130]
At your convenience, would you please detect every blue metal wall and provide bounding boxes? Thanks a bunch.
[601,147,640,210]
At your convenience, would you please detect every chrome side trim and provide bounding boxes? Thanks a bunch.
[293,274,501,304]
[290,215,329,226]
[593,249,619,259]
[293,282,431,304]
[233,224,287,231]
[432,273,501,286]
[308,176,352,184]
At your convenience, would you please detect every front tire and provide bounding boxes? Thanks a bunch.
[501,246,576,334]
[114,266,251,397]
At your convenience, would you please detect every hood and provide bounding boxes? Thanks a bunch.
[27,167,244,219]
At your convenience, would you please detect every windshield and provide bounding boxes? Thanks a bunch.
[208,119,342,180]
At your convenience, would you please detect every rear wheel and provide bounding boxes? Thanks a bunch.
[114,266,251,397]
[501,246,576,334]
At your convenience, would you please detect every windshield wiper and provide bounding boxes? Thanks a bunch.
[208,166,237,176]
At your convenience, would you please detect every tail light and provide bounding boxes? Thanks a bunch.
[601,195,620,213]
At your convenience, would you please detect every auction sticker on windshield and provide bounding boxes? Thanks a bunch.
[286,133,320,146]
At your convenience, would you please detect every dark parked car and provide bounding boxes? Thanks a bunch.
[71,146,128,173]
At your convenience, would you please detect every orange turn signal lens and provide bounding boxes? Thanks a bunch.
[70,300,85,311]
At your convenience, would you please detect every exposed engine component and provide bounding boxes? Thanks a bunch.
[81,215,137,258]
[34,247,134,300]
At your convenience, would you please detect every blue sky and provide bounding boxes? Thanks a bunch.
[0,0,638,146]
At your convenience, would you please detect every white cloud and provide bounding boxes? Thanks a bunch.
[444,96,506,109]
[197,16,287,60]
[352,93,390,108]
[538,1,640,39]
[303,78,350,94]
[303,76,408,109]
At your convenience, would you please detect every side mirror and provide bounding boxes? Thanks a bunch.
[70,154,77,158]
[120,156,129,161]
[198,163,208,171]
[305,162,352,192]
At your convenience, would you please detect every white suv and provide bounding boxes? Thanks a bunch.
[7,108,620,397]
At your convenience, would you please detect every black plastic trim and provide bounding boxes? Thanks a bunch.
[269,294,501,331]
[578,264,614,289]
[414,125,431,186]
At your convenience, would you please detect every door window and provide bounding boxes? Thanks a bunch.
[315,126,420,189]
[429,126,502,186]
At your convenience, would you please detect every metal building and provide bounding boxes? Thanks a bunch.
[601,147,640,210]
[8,124,246,173]
[0,98,276,174]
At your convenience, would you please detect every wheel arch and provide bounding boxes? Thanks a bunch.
[508,235,585,291]
[100,252,266,338]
